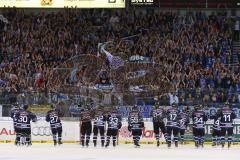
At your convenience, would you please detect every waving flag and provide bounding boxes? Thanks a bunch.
[103,44,124,70]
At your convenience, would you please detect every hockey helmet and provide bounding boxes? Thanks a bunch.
[50,104,56,109]
[171,103,177,108]
[23,104,29,110]
[184,106,190,113]
[224,102,230,108]
[193,104,200,110]
[132,105,139,111]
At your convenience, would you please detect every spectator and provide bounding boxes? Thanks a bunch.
[0,9,238,107]
[168,92,179,105]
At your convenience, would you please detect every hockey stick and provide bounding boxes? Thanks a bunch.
[142,126,146,138]
[79,118,82,144]
[117,129,119,145]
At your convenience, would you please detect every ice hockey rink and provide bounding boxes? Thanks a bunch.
[0,144,239,160]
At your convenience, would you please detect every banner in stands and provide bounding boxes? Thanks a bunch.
[129,0,239,8]
[130,0,159,7]
[126,70,147,80]
[128,55,153,63]
[0,0,125,8]
[1,119,240,143]
[117,105,240,119]
[29,105,51,117]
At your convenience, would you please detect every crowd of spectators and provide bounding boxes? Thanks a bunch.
[108,11,240,105]
[0,8,239,106]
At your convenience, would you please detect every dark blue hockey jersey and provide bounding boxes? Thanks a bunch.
[128,110,144,130]
[16,110,37,129]
[93,109,106,127]
[46,109,62,129]
[10,107,21,128]
[179,112,190,130]
[192,110,208,129]
[151,108,165,122]
[210,114,221,131]
[166,107,180,128]
[106,111,122,129]
[219,107,236,128]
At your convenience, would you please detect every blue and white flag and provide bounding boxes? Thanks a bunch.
[105,50,124,70]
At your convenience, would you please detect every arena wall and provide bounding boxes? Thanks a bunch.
[1,119,240,144]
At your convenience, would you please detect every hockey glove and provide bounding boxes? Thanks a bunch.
[128,125,132,132]
[118,123,122,129]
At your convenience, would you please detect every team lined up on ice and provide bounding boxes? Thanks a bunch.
[10,102,236,148]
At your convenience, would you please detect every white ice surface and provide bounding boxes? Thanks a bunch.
[0,143,239,160]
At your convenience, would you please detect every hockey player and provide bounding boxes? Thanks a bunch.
[92,106,106,147]
[150,102,167,147]
[105,107,122,147]
[79,106,93,147]
[46,104,63,146]
[10,105,21,145]
[166,103,180,148]
[128,105,144,147]
[192,105,208,148]
[210,109,221,147]
[178,107,190,145]
[218,102,236,148]
[15,105,37,146]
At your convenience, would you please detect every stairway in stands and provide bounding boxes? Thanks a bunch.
[231,41,240,65]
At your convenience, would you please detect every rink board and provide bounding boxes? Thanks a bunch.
[1,119,240,144]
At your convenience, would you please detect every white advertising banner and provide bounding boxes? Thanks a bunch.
[0,121,80,142]
[0,120,159,143]
[0,105,2,117]
[0,0,125,8]
[1,119,240,143]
